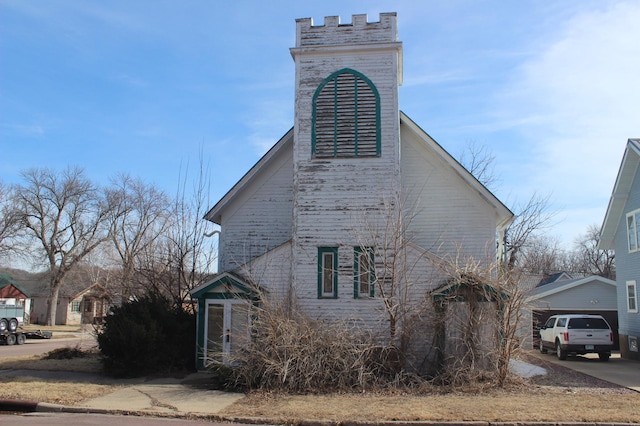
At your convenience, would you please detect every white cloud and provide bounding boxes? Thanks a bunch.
[495,1,640,244]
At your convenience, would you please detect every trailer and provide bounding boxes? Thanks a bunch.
[0,304,26,345]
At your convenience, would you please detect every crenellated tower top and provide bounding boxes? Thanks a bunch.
[294,13,398,47]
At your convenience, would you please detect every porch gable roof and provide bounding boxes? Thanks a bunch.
[190,272,252,299]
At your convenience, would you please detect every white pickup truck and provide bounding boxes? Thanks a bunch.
[539,314,613,361]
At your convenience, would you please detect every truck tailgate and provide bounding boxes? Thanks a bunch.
[569,329,611,345]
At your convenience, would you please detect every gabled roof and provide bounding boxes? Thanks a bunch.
[600,138,640,249]
[70,282,110,300]
[0,272,30,297]
[204,113,514,230]
[536,272,572,287]
[527,275,616,300]
[431,275,509,302]
[190,272,254,299]
[400,112,514,231]
[204,128,293,224]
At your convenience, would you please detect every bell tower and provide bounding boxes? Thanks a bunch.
[289,14,403,301]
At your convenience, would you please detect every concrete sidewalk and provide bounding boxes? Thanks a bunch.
[73,373,244,416]
[0,370,244,418]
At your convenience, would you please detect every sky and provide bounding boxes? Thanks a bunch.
[1,0,639,250]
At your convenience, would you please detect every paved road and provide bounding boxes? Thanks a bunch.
[1,412,255,425]
[0,333,97,357]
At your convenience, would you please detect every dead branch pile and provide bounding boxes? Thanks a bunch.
[221,304,408,393]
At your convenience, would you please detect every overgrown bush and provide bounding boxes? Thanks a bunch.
[216,302,412,393]
[97,294,196,377]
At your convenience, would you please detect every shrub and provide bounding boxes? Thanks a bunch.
[97,294,195,377]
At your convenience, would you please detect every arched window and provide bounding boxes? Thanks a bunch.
[312,68,380,158]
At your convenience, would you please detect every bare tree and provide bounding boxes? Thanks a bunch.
[572,224,615,279]
[132,153,217,309]
[105,174,171,301]
[0,181,21,259]
[519,234,571,275]
[12,167,112,325]
[503,193,556,271]
[458,143,557,272]
[458,141,499,192]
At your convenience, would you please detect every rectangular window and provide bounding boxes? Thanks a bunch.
[354,247,375,298]
[627,281,638,313]
[627,210,640,252]
[318,247,338,298]
[71,301,81,312]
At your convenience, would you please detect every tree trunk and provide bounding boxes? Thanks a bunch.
[46,280,62,326]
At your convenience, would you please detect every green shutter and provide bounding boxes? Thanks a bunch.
[312,68,380,158]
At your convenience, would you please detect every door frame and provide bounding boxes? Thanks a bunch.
[191,272,257,369]
[204,299,250,366]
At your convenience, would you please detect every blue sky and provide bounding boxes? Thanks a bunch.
[1,0,639,249]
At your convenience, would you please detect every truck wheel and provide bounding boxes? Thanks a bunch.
[556,341,567,360]
[598,352,610,361]
[16,333,26,345]
[5,334,16,346]
[0,319,7,332]
[8,318,18,332]
[539,340,547,354]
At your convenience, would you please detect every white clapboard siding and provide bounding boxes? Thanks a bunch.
[219,145,294,272]
[235,241,293,302]
[400,120,499,261]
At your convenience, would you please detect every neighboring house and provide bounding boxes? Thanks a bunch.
[5,269,112,326]
[0,272,31,324]
[191,13,513,369]
[526,274,619,349]
[30,282,111,326]
[599,138,640,360]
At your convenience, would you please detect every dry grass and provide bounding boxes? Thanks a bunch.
[21,324,84,333]
[0,349,118,405]
[221,352,640,424]
[0,352,102,373]
[221,391,640,423]
[0,376,119,406]
[1,347,638,423]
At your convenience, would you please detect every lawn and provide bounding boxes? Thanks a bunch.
[0,349,638,423]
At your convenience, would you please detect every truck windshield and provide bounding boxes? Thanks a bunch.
[567,318,609,329]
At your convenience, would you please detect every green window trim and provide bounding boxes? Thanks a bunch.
[318,247,338,299]
[353,246,375,298]
[312,68,381,158]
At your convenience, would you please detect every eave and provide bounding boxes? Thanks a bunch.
[204,128,293,225]
[599,139,640,249]
[400,112,514,231]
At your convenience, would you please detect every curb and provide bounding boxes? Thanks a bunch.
[2,401,640,426]
[0,399,38,412]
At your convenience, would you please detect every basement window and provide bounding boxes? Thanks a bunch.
[312,68,380,158]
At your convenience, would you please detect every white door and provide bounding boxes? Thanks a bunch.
[205,300,250,365]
